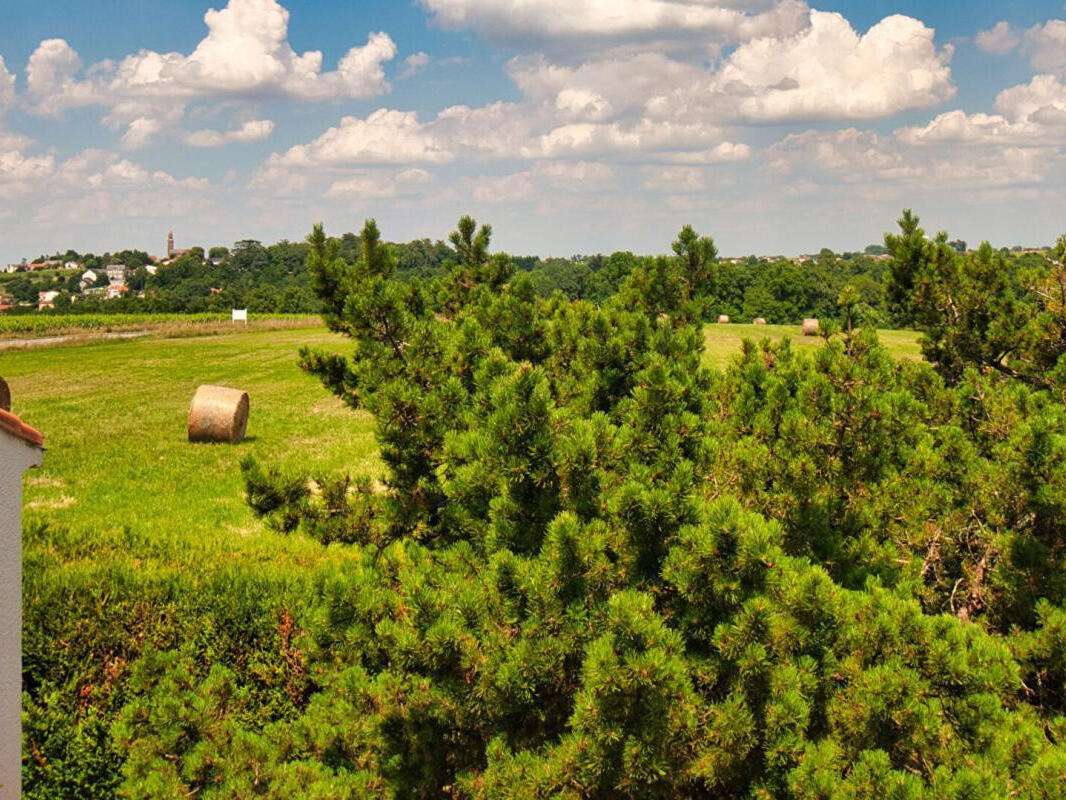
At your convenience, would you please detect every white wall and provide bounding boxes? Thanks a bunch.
[0,434,41,800]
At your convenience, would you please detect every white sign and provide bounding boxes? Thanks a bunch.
[232,308,248,323]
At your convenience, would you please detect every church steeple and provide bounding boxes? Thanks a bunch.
[166,230,174,258]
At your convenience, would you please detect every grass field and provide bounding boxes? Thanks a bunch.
[702,323,921,368]
[8,325,377,573]
[9,321,920,563]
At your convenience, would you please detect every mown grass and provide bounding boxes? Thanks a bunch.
[702,323,920,369]
[8,326,376,573]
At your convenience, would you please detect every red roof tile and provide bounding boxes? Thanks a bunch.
[0,408,43,447]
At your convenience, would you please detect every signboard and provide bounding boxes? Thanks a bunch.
[232,308,248,323]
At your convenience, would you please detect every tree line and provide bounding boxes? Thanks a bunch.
[12,224,1054,325]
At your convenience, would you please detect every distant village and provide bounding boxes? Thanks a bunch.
[0,231,203,312]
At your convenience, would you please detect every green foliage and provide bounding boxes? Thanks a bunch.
[885,210,1066,394]
[22,213,1066,797]
[111,216,1066,796]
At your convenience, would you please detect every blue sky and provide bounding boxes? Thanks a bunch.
[0,0,1064,260]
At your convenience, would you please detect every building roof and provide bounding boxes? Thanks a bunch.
[0,408,44,447]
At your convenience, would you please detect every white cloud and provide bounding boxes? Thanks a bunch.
[326,167,435,199]
[523,119,725,158]
[975,21,1019,55]
[400,52,430,79]
[1023,20,1066,74]
[0,149,55,194]
[431,101,539,158]
[703,11,955,121]
[22,0,396,146]
[509,52,702,120]
[508,11,954,128]
[273,109,454,167]
[642,165,707,192]
[663,142,752,163]
[0,55,15,111]
[897,110,1025,145]
[767,128,918,182]
[897,74,1066,146]
[0,143,212,236]
[417,0,810,48]
[768,126,1057,190]
[185,119,275,147]
[466,160,616,204]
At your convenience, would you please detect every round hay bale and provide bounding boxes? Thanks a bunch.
[801,318,820,336]
[717,314,730,324]
[188,384,249,444]
[0,376,9,411]
[753,318,767,326]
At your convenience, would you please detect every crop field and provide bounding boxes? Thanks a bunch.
[0,312,319,341]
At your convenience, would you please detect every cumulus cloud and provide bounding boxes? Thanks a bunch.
[1023,20,1066,74]
[997,73,1066,118]
[273,109,454,167]
[767,128,917,182]
[975,18,1066,74]
[509,52,702,120]
[508,11,954,127]
[661,142,752,164]
[185,119,275,147]
[417,0,810,49]
[0,149,55,194]
[702,11,955,121]
[22,0,396,146]
[976,21,1019,55]
[897,74,1066,146]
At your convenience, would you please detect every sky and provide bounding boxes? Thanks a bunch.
[0,1,1064,260]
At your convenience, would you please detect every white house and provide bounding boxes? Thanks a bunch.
[0,407,43,799]
[105,264,126,283]
[79,269,99,289]
[37,290,59,311]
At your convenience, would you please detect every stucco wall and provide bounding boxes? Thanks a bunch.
[0,434,41,800]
